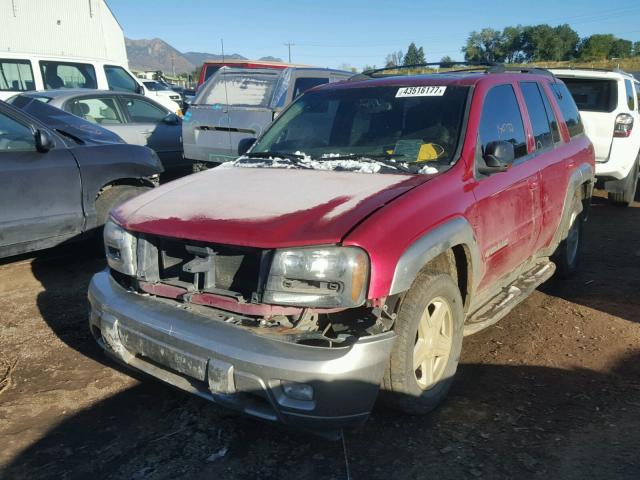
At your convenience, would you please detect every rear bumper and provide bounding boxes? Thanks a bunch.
[88,271,395,433]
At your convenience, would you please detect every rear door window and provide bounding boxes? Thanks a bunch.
[66,97,124,125]
[561,78,617,112]
[39,61,97,89]
[104,65,139,93]
[520,82,554,151]
[478,84,528,162]
[550,83,584,138]
[625,79,635,111]
[0,59,35,92]
[539,85,561,143]
[122,97,167,123]
[293,77,329,99]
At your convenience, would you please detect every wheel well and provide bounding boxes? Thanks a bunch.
[96,178,156,199]
[421,246,471,312]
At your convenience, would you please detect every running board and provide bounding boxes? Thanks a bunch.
[463,261,556,336]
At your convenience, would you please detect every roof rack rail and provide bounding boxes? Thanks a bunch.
[350,62,556,81]
[351,61,499,80]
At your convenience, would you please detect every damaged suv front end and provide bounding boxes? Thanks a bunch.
[90,215,397,433]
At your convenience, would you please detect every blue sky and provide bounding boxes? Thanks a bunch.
[108,1,640,69]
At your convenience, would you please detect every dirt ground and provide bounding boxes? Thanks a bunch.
[1,190,639,480]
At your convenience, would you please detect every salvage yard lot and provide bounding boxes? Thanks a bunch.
[1,191,639,480]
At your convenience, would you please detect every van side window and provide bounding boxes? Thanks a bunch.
[625,79,635,111]
[550,83,584,138]
[478,84,528,162]
[40,61,97,89]
[293,77,329,99]
[520,82,553,151]
[0,59,35,92]
[539,84,561,143]
[104,65,139,93]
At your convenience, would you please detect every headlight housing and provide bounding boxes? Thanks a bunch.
[264,246,369,308]
[104,218,137,276]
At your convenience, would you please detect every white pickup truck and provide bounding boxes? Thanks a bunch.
[551,68,640,205]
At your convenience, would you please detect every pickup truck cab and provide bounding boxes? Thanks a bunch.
[89,66,594,436]
[1,98,162,258]
[551,68,640,205]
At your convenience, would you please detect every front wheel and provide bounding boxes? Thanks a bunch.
[382,272,464,415]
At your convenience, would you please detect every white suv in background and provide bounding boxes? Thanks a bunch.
[142,80,183,105]
[551,68,640,205]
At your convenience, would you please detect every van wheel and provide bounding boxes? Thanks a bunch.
[96,185,151,226]
[553,210,583,279]
[382,272,464,415]
[609,157,639,206]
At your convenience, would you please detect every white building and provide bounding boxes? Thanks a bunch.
[0,0,128,65]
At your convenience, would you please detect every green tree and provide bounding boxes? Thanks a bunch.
[462,28,504,62]
[501,25,525,63]
[522,24,562,61]
[578,34,617,60]
[439,55,455,65]
[362,64,377,72]
[404,42,426,65]
[610,38,633,58]
[634,41,640,56]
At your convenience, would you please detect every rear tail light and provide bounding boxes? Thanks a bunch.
[614,113,634,138]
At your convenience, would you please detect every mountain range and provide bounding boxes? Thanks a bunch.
[125,38,282,74]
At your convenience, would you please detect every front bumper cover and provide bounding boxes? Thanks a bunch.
[88,270,395,433]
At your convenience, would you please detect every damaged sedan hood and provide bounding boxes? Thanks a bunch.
[113,166,431,248]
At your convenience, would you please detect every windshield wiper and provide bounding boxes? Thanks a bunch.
[240,151,312,169]
[244,151,304,160]
[320,153,413,173]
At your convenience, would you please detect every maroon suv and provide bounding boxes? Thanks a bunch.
[89,66,595,435]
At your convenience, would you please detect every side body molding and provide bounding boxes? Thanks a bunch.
[389,217,482,296]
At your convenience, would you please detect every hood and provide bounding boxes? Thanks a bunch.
[113,167,431,248]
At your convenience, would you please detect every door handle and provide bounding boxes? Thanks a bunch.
[528,179,539,190]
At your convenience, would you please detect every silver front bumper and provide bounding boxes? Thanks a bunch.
[88,270,395,432]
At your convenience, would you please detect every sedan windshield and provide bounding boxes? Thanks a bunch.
[247,85,469,174]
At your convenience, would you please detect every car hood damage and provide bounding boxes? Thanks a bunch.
[113,166,431,247]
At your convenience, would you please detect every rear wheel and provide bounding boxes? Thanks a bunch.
[608,156,639,206]
[382,272,464,415]
[553,210,583,279]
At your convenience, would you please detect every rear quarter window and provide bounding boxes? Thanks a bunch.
[550,83,584,138]
[625,79,635,111]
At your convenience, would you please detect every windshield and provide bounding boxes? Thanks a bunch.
[246,84,469,174]
[144,81,170,91]
[194,68,282,107]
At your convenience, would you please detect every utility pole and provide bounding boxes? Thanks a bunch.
[170,53,175,77]
[284,41,295,63]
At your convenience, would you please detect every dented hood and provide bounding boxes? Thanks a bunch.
[113,167,430,248]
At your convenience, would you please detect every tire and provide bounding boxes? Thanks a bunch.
[382,272,464,415]
[608,157,639,206]
[552,210,584,279]
[95,185,151,227]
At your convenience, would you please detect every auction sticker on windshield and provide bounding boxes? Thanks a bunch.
[396,86,447,97]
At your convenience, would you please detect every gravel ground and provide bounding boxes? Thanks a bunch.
[1,191,639,480]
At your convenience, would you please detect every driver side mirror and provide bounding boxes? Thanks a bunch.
[136,84,145,95]
[163,113,181,125]
[478,140,513,175]
[35,129,55,153]
[238,137,256,156]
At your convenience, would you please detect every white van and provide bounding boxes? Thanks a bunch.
[0,52,181,113]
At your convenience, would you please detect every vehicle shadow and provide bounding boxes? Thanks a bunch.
[2,352,639,480]
[543,193,640,324]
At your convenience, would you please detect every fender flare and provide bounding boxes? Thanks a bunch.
[544,162,594,256]
[389,217,482,296]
